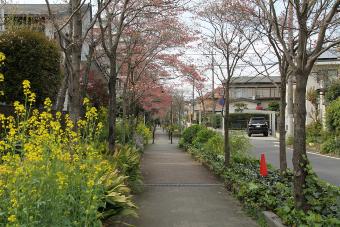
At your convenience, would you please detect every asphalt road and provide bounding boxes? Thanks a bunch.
[249,134,340,186]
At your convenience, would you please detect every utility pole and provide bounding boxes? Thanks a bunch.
[287,1,294,137]
[192,76,195,124]
[170,99,173,144]
[211,49,215,115]
[0,0,5,32]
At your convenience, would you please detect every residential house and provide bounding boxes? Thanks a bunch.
[191,76,281,119]
[1,4,112,110]
[2,4,92,61]
[304,49,340,126]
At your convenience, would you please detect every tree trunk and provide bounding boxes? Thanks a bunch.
[287,76,294,136]
[152,123,156,144]
[293,72,309,210]
[108,59,117,153]
[224,85,230,167]
[55,73,69,112]
[279,72,287,172]
[68,0,82,123]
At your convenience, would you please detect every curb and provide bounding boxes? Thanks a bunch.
[263,211,286,227]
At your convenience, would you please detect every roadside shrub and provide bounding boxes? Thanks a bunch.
[321,136,340,155]
[192,127,217,148]
[204,133,250,157]
[326,97,340,134]
[181,123,340,226]
[136,122,152,145]
[325,79,340,103]
[179,124,205,147]
[306,121,322,144]
[204,134,224,155]
[0,29,61,105]
[230,132,251,155]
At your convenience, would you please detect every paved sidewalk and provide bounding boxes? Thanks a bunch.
[129,128,258,227]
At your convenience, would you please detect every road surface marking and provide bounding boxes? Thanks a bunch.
[286,147,340,160]
[306,151,340,160]
[257,139,340,160]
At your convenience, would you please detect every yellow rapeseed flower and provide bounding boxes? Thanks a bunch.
[7,214,16,223]
[83,97,90,106]
[28,92,36,103]
[13,101,25,115]
[44,98,52,111]
[87,179,95,188]
[22,80,31,96]
[0,52,5,62]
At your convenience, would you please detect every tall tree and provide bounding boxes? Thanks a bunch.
[256,0,340,210]
[245,1,296,172]
[197,0,258,167]
[45,0,109,121]
[97,0,184,152]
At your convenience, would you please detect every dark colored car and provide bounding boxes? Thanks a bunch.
[247,117,269,137]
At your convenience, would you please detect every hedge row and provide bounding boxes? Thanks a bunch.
[180,125,340,226]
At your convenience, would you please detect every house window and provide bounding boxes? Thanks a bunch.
[256,88,270,97]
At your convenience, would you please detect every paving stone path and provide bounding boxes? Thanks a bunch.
[129,128,258,227]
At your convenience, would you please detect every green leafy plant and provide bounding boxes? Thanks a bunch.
[136,122,152,145]
[179,124,205,147]
[112,144,143,193]
[192,127,217,148]
[325,79,340,103]
[321,136,340,155]
[0,29,61,105]
[326,97,340,134]
[306,121,322,144]
[180,124,340,226]
[267,101,280,111]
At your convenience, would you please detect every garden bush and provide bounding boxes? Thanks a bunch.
[321,136,340,155]
[192,127,217,148]
[180,124,340,226]
[136,122,152,145]
[0,29,61,105]
[306,121,322,144]
[179,124,205,147]
[326,97,340,134]
[325,79,340,103]
[0,78,137,225]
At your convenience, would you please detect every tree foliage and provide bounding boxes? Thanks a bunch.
[325,79,340,103]
[326,97,340,134]
[0,29,61,105]
[267,101,279,111]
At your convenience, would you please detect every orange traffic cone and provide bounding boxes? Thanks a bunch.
[260,153,268,177]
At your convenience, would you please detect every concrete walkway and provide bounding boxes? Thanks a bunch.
[129,129,258,227]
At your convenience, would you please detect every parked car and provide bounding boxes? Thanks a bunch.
[247,117,269,137]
